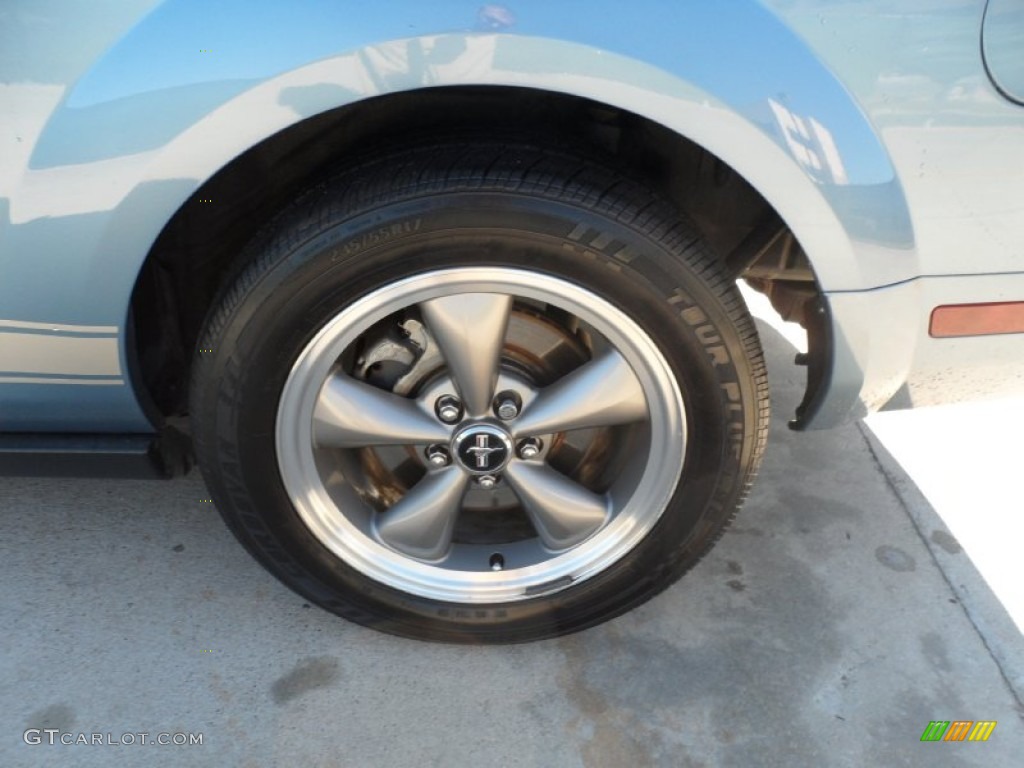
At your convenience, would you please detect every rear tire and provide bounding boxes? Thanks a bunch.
[191,142,769,642]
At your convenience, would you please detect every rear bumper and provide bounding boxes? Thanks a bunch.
[798,271,1024,429]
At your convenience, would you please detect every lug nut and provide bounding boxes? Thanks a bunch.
[476,474,498,489]
[497,400,519,420]
[435,395,462,424]
[494,391,521,421]
[425,445,451,467]
[517,438,542,459]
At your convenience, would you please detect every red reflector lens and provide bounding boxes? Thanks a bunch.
[930,302,1024,338]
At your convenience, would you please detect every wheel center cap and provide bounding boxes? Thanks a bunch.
[452,423,513,475]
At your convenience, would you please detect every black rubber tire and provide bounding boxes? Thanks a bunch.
[190,141,770,643]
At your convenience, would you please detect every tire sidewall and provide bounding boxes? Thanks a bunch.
[195,191,761,642]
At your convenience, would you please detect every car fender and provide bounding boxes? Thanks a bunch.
[24,0,914,294]
[3,0,915,430]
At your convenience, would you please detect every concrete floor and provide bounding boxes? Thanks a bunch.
[1,320,1022,768]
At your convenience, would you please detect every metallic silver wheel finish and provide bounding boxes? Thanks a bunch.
[276,268,686,603]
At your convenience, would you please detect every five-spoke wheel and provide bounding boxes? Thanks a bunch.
[276,269,686,602]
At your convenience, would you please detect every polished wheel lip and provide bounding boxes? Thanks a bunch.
[275,267,686,604]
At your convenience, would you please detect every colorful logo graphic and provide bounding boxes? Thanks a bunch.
[920,721,996,742]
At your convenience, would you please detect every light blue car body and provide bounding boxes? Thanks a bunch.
[2,0,1023,437]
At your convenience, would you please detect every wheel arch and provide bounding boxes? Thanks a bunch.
[112,28,911,426]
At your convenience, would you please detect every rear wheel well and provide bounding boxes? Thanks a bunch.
[130,85,824,423]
